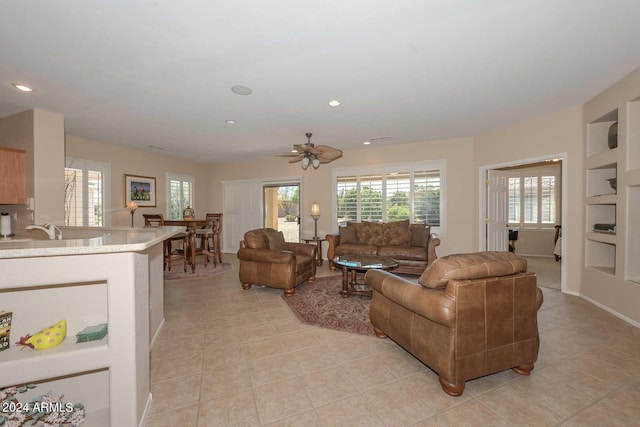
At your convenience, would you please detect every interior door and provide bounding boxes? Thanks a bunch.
[486,169,509,251]
[263,183,300,242]
[223,181,263,253]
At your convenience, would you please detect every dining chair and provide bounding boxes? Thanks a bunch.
[143,213,188,272]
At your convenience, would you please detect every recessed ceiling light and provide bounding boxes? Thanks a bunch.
[225,119,237,125]
[12,83,34,92]
[328,99,341,107]
[363,141,371,145]
[231,85,252,95]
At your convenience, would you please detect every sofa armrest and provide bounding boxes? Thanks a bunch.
[237,247,295,264]
[326,233,340,261]
[284,242,317,258]
[365,269,455,327]
[427,234,441,265]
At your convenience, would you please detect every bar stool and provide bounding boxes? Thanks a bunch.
[201,216,222,268]
[143,213,188,272]
[195,213,223,265]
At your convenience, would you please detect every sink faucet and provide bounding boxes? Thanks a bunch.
[26,224,63,240]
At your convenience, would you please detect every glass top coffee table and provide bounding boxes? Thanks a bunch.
[333,255,399,298]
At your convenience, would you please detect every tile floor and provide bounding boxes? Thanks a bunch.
[146,255,640,426]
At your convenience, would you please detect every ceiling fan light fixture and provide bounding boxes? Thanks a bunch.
[312,157,320,169]
[301,156,310,169]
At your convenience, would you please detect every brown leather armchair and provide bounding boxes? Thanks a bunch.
[366,251,543,396]
[237,228,317,296]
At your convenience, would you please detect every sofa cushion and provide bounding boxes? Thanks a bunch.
[244,229,269,249]
[262,228,287,250]
[339,225,357,244]
[335,243,378,256]
[378,245,427,261]
[410,224,431,247]
[357,221,385,246]
[419,251,527,289]
[382,220,410,246]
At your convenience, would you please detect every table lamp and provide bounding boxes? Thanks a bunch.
[310,202,320,239]
[127,201,138,227]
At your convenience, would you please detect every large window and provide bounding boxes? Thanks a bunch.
[508,168,558,228]
[167,173,194,219]
[64,158,110,227]
[334,161,445,235]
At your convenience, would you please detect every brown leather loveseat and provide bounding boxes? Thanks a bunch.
[326,220,440,275]
[366,251,543,396]
[237,228,317,296]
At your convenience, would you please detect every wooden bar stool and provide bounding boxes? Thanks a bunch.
[143,213,188,272]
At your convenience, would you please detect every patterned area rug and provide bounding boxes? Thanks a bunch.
[164,262,231,281]
[282,275,375,336]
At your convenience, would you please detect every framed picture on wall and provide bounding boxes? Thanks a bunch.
[124,174,156,207]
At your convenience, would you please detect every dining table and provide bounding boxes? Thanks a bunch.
[164,219,209,273]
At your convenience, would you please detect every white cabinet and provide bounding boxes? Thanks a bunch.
[0,251,154,426]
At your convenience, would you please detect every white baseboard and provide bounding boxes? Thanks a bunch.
[150,318,165,349]
[139,393,153,427]
[580,294,640,329]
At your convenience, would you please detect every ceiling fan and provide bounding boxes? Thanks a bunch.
[276,132,343,169]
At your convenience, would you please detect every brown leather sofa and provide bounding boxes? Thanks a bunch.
[237,228,317,296]
[326,220,440,275]
[366,251,543,396]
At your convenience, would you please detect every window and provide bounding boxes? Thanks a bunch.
[167,173,194,219]
[334,161,445,235]
[507,168,558,228]
[64,158,110,226]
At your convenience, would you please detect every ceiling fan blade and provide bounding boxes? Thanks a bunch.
[293,144,319,155]
[315,145,343,161]
[275,153,301,157]
[288,157,302,163]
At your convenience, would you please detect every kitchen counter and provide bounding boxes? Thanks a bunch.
[0,225,180,426]
[0,225,183,258]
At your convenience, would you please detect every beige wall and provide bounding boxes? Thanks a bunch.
[0,109,65,230]
[206,137,476,257]
[65,136,209,227]
[473,105,584,294]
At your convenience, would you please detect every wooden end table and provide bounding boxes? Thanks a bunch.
[302,237,326,266]
[332,255,398,298]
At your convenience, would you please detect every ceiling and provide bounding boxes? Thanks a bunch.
[1,1,640,164]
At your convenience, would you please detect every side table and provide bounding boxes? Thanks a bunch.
[302,237,326,266]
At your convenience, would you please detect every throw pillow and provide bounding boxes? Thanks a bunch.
[383,220,410,246]
[410,224,431,247]
[262,228,287,250]
[339,225,357,244]
[358,221,384,245]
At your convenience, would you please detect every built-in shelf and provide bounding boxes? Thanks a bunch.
[587,109,618,157]
[586,194,617,205]
[585,231,617,244]
[585,239,616,275]
[586,163,617,198]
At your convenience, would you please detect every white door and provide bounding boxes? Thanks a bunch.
[223,181,263,253]
[487,170,509,251]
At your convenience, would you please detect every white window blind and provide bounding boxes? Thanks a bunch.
[65,158,110,227]
[334,161,445,234]
[507,168,558,228]
[167,173,194,219]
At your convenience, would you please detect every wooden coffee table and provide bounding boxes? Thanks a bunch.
[333,255,398,298]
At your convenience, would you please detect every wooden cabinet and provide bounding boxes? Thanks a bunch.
[0,146,26,204]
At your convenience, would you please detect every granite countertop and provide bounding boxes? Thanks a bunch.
[0,226,183,259]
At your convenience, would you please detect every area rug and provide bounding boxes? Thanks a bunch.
[164,262,231,281]
[282,275,375,336]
